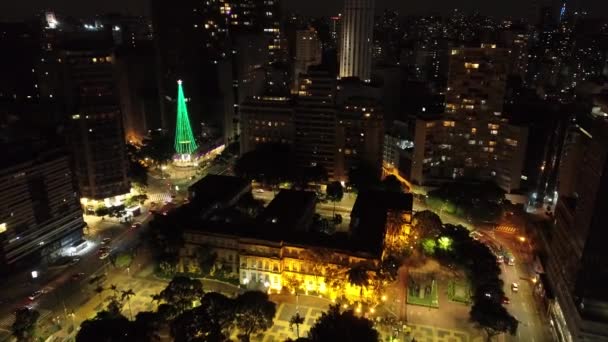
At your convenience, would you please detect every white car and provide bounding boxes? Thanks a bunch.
[511,282,519,292]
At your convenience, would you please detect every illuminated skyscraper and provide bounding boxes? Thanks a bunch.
[339,0,375,82]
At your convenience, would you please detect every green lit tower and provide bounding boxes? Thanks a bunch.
[174,80,198,159]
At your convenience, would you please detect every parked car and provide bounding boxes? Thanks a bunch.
[101,238,111,245]
[511,282,519,292]
[502,296,510,304]
[99,252,110,260]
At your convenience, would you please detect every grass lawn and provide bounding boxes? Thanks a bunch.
[447,279,471,304]
[407,273,439,308]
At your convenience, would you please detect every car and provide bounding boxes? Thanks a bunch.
[101,238,111,244]
[502,296,510,304]
[131,222,142,229]
[511,282,519,292]
[28,290,44,301]
[254,188,265,193]
[99,252,110,260]
[98,247,110,255]
[71,272,85,281]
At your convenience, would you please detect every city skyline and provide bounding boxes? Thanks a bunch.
[1,0,608,341]
[2,0,608,21]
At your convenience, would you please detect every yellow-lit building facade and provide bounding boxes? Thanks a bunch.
[181,231,381,302]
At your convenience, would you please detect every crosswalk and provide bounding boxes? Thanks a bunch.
[147,193,172,204]
[0,308,52,331]
[495,225,518,234]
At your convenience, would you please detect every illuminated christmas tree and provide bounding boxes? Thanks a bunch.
[174,80,198,158]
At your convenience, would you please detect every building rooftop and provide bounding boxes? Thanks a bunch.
[350,190,414,256]
[257,189,316,231]
[174,189,410,258]
[188,175,251,210]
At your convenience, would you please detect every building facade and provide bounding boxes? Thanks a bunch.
[59,47,130,200]
[339,0,375,82]
[0,149,84,272]
[293,28,322,92]
[239,96,294,154]
[407,45,528,192]
[335,97,384,181]
[294,69,338,178]
[539,107,608,342]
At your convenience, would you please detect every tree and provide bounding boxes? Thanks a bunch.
[131,312,163,342]
[12,308,39,342]
[412,210,443,240]
[141,133,175,167]
[77,315,132,342]
[197,245,218,276]
[158,276,205,315]
[346,264,370,300]
[381,175,404,193]
[298,165,328,187]
[470,298,518,341]
[121,289,136,320]
[234,143,291,187]
[289,312,305,338]
[421,238,437,255]
[308,305,378,342]
[128,159,149,187]
[200,292,236,338]
[115,253,133,269]
[95,204,109,217]
[378,255,400,283]
[325,181,344,216]
[234,291,276,341]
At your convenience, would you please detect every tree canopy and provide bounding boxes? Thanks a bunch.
[158,276,205,315]
[308,305,379,342]
[12,307,40,341]
[234,291,276,341]
[234,143,292,185]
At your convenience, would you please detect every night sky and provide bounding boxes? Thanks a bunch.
[0,0,607,21]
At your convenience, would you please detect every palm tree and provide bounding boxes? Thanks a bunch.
[347,264,370,300]
[121,289,136,320]
[289,312,305,338]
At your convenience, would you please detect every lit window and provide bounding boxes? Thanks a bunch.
[471,128,477,134]
[464,63,479,69]
[0,223,6,234]
[491,130,498,135]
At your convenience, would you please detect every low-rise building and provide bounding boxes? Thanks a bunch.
[178,178,413,301]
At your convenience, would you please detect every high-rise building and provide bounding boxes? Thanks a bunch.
[539,103,608,341]
[294,69,338,178]
[408,45,528,192]
[0,146,84,272]
[339,0,375,82]
[293,28,322,91]
[334,97,384,181]
[150,0,231,138]
[59,45,130,200]
[239,96,294,154]
[115,42,161,144]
